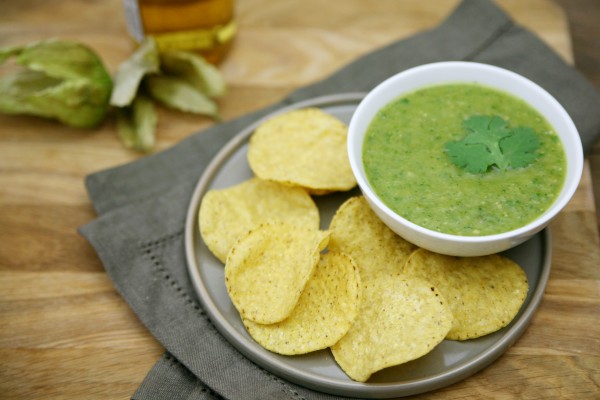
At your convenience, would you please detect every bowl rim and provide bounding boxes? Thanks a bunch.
[348,61,584,244]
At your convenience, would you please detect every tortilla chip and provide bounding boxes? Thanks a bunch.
[244,251,361,355]
[403,249,529,340]
[247,108,356,193]
[225,222,330,324]
[331,275,452,382]
[199,177,319,263]
[328,196,417,283]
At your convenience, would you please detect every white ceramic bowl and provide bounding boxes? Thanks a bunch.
[348,61,583,256]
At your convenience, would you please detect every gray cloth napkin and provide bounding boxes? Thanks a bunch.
[79,1,600,399]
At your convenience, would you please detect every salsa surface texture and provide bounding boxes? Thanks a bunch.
[362,83,566,236]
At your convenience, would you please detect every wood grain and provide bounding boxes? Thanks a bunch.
[0,0,598,399]
[555,0,600,236]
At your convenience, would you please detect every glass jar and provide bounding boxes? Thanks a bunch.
[123,0,236,64]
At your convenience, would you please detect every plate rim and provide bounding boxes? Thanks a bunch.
[184,93,553,398]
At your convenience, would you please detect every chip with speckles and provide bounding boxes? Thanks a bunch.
[403,249,529,340]
[247,107,356,194]
[243,251,362,355]
[199,177,319,263]
[331,274,453,382]
[225,222,330,324]
[328,196,417,283]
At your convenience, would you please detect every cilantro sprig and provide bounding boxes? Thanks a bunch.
[444,115,540,174]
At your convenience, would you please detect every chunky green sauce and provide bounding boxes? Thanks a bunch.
[362,83,566,236]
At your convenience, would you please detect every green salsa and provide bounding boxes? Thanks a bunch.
[362,83,566,236]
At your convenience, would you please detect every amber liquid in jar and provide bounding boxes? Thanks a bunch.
[125,0,236,64]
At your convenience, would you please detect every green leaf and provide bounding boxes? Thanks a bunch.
[145,75,219,118]
[160,50,226,98]
[444,141,492,174]
[463,115,511,144]
[116,94,157,152]
[115,107,137,149]
[500,126,540,169]
[445,115,541,174]
[0,39,112,128]
[110,38,160,107]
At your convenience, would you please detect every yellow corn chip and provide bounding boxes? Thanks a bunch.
[225,222,330,324]
[331,275,452,382]
[247,108,356,194]
[403,249,529,340]
[244,251,361,355]
[199,177,319,263]
[328,196,417,283]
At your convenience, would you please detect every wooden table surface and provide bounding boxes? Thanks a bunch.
[1,0,598,398]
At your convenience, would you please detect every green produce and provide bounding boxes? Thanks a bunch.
[109,38,160,107]
[160,50,226,98]
[145,75,219,118]
[111,37,226,152]
[0,39,112,128]
[116,94,157,151]
[0,37,226,152]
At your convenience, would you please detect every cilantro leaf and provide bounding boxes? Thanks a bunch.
[445,115,540,174]
[500,126,540,169]
[444,141,493,174]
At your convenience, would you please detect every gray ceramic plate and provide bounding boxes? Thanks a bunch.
[184,93,552,398]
